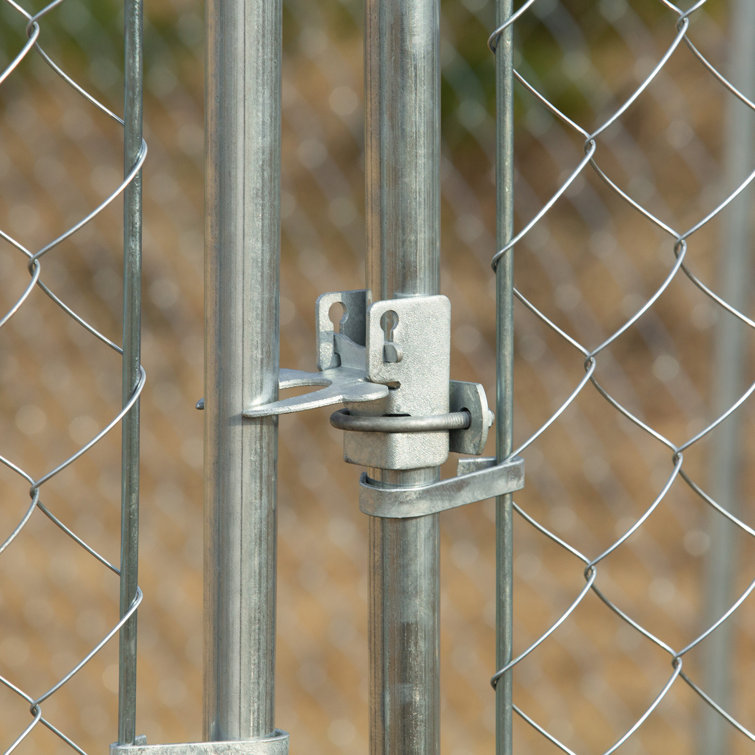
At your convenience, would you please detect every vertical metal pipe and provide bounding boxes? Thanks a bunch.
[368,470,440,755]
[204,0,281,741]
[494,1,515,753]
[365,1,441,753]
[118,0,143,744]
[365,0,440,299]
[699,1,754,752]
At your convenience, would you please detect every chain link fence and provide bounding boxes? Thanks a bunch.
[0,0,751,753]
[487,1,753,752]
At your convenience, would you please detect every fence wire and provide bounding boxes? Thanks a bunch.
[0,0,752,754]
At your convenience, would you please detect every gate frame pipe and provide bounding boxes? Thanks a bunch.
[495,1,515,753]
[699,0,754,751]
[204,0,282,742]
[118,0,144,744]
[364,1,441,752]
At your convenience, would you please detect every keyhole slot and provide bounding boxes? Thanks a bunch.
[381,309,398,341]
[329,301,347,333]
[380,309,402,365]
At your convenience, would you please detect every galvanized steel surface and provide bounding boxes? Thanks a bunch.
[344,295,451,470]
[358,457,524,519]
[493,0,516,750]
[118,0,145,745]
[364,0,442,752]
[701,3,755,753]
[204,0,282,743]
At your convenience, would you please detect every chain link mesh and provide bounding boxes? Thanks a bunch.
[487,1,753,751]
[0,1,145,751]
[0,0,751,753]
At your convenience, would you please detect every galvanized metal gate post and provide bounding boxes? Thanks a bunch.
[114,3,290,749]
[365,1,441,752]
[203,0,287,750]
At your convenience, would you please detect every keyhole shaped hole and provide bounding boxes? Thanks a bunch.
[329,301,346,333]
[380,309,398,341]
[380,309,402,365]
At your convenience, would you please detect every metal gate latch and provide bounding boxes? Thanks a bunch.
[242,289,524,515]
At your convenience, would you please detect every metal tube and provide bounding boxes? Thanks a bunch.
[369,473,440,755]
[494,1,515,754]
[365,1,441,752]
[365,0,440,298]
[204,0,281,742]
[699,1,754,752]
[118,0,143,744]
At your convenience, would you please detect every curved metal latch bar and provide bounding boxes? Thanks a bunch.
[359,456,524,518]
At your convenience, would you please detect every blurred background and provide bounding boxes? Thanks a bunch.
[0,0,752,753]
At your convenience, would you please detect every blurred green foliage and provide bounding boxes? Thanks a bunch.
[0,0,727,150]
[0,0,201,101]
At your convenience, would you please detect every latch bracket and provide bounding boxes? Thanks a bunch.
[243,367,388,417]
[243,290,387,417]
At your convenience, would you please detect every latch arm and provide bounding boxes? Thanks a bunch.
[243,368,388,417]
[359,456,524,518]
